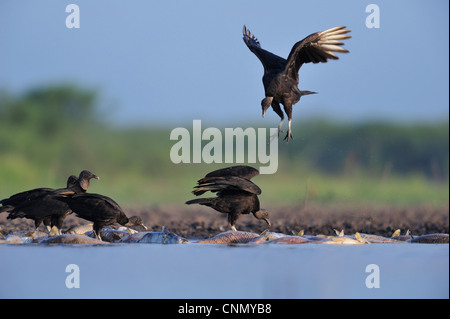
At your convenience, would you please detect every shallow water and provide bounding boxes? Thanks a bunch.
[0,243,448,299]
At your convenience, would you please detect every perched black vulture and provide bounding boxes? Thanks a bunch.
[0,174,76,214]
[51,170,99,196]
[186,165,270,231]
[2,175,77,232]
[243,25,351,142]
[1,187,53,215]
[56,193,129,240]
[9,194,73,235]
[6,170,99,234]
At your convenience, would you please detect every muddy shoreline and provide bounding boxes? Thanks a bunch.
[1,203,448,239]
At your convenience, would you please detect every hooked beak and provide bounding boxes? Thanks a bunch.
[262,110,266,118]
[94,175,100,180]
[265,218,271,229]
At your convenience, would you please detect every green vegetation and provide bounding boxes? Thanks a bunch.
[0,85,448,207]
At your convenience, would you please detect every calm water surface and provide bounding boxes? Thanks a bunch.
[0,243,448,299]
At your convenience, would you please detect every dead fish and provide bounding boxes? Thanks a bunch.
[85,229,135,242]
[391,230,412,241]
[316,234,366,245]
[0,235,24,244]
[351,233,404,244]
[0,231,49,244]
[248,231,288,244]
[408,233,449,244]
[65,224,94,235]
[196,231,259,244]
[9,230,48,238]
[39,234,106,245]
[120,229,189,244]
[116,226,138,233]
[4,231,42,244]
[392,235,413,241]
[266,236,310,244]
[302,235,329,242]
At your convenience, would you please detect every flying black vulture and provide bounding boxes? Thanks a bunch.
[243,25,351,142]
[185,165,270,231]
[6,170,99,234]
[55,193,129,240]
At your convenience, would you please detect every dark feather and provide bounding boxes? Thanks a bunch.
[243,25,351,142]
[186,165,269,231]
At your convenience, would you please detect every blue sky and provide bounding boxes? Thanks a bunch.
[0,0,448,127]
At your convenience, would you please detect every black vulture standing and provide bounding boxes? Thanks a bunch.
[6,170,99,234]
[2,175,77,232]
[51,170,100,196]
[185,165,270,231]
[243,25,351,142]
[56,193,129,240]
[0,175,77,214]
[1,187,53,215]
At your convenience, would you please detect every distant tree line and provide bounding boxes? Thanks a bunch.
[279,120,448,181]
[0,85,448,181]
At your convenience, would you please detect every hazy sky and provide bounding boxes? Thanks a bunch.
[0,0,448,127]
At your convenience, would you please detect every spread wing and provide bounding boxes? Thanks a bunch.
[284,26,351,82]
[243,25,287,73]
[193,176,262,196]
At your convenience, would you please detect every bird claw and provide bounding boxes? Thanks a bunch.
[283,130,293,143]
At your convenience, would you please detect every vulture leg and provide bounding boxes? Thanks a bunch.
[269,101,285,143]
[93,224,103,241]
[284,118,293,142]
[283,104,294,142]
[228,214,239,232]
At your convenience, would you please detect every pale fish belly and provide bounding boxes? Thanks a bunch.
[39,234,106,245]
[265,236,310,244]
[0,235,24,244]
[65,224,94,235]
[351,233,405,244]
[314,236,366,245]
